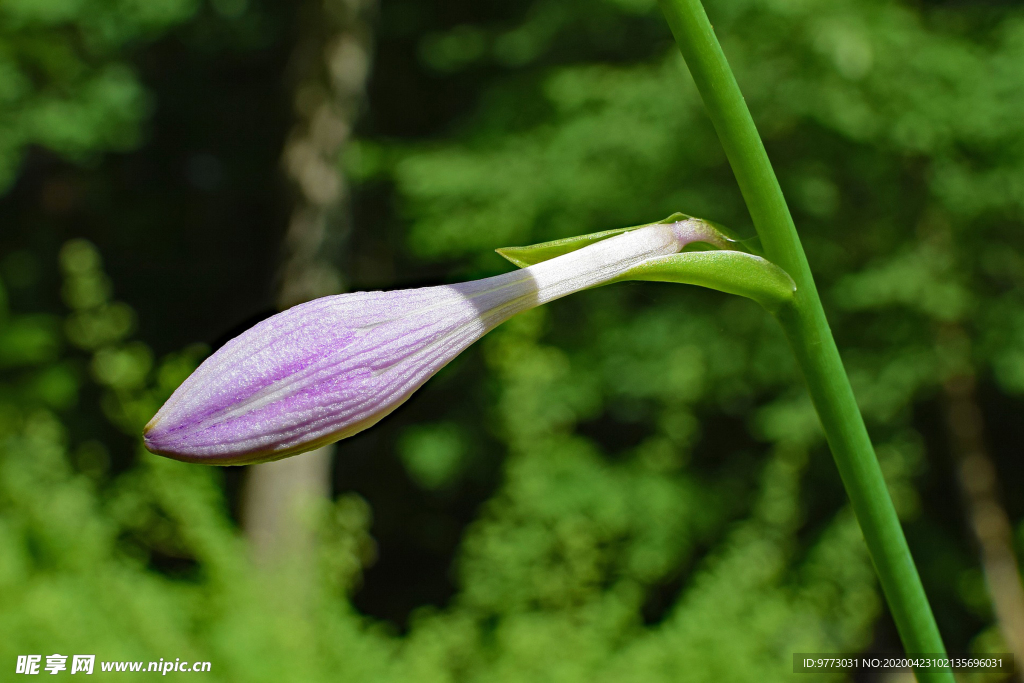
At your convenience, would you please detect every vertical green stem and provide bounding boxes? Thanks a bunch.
[657,1,953,680]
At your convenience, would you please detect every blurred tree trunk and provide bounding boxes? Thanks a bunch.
[939,326,1024,673]
[241,0,376,570]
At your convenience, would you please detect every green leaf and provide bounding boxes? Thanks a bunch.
[496,213,708,267]
[613,250,796,312]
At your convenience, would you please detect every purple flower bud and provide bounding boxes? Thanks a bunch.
[144,220,718,465]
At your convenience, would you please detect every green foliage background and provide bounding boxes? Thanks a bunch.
[1,0,1023,680]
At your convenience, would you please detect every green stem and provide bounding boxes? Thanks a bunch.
[657,1,953,680]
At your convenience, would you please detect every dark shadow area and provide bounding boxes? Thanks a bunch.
[337,347,506,630]
[0,4,298,358]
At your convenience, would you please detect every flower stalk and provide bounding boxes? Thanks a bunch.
[657,0,953,678]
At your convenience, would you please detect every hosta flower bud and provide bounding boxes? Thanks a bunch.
[144,220,721,465]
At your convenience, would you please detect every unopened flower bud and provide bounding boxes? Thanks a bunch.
[144,220,721,464]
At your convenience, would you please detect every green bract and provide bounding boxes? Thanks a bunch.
[495,213,698,267]
[497,214,796,312]
[615,251,795,312]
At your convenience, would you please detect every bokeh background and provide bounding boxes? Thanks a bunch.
[1,0,1023,680]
